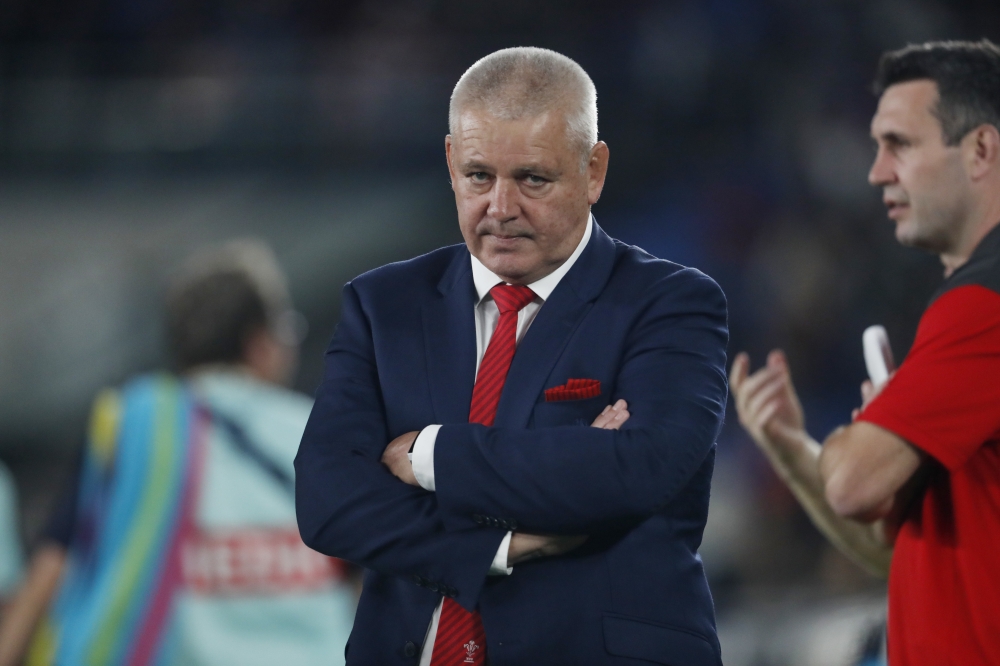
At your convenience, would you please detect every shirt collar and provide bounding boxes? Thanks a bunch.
[470,214,594,303]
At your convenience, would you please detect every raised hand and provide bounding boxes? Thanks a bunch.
[730,350,806,454]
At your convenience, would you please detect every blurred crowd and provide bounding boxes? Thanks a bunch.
[2,1,1000,664]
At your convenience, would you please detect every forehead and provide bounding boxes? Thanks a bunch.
[871,79,941,138]
[452,108,572,163]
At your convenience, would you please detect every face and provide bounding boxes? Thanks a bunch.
[244,328,298,387]
[868,80,971,253]
[446,107,609,285]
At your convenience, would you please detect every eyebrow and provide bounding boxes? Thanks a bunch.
[875,131,909,145]
[459,160,492,172]
[458,161,561,179]
[512,165,560,179]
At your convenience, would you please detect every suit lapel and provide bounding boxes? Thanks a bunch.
[494,222,618,429]
[422,250,478,424]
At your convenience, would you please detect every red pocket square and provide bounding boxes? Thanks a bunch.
[544,378,601,402]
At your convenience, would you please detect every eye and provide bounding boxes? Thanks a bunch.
[524,174,548,186]
[882,134,910,152]
[468,172,490,183]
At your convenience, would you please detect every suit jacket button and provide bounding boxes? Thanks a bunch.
[403,641,418,658]
[429,582,440,592]
[473,514,484,525]
[508,519,518,530]
[413,575,423,585]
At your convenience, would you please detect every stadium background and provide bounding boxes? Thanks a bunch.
[1,1,997,663]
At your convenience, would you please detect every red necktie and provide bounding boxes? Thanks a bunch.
[430,283,535,666]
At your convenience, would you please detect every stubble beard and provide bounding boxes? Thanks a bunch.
[896,192,966,257]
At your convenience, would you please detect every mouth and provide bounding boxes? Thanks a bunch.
[483,232,531,246]
[884,200,908,220]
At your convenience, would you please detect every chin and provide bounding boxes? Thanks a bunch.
[894,224,917,247]
[483,254,532,282]
[895,220,948,254]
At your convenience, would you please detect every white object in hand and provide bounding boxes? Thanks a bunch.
[862,325,896,388]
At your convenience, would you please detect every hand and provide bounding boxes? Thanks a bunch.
[851,374,893,421]
[381,431,420,486]
[590,399,630,429]
[501,399,626,566]
[506,532,588,565]
[730,350,807,457]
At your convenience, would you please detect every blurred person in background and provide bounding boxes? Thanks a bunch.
[296,47,728,665]
[0,461,25,611]
[730,40,1000,665]
[0,240,356,666]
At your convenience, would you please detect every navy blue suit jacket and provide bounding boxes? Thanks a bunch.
[295,222,729,665]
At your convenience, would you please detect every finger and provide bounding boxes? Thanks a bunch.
[851,408,860,421]
[590,405,613,428]
[744,373,788,420]
[753,399,782,433]
[729,352,750,390]
[543,534,588,556]
[767,349,796,391]
[734,366,774,418]
[594,408,630,430]
[602,409,630,430]
[860,380,874,402]
[757,399,800,443]
[593,403,619,427]
[737,365,783,404]
[740,364,786,411]
[612,399,627,411]
[592,415,612,429]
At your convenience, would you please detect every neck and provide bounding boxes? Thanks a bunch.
[940,193,1000,277]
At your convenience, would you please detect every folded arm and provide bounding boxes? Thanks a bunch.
[295,284,507,608]
[381,402,632,565]
[431,272,729,534]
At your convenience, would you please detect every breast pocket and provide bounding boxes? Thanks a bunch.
[531,393,608,428]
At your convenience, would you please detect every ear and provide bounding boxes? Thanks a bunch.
[243,328,295,386]
[963,123,1000,181]
[445,135,456,190]
[586,141,610,205]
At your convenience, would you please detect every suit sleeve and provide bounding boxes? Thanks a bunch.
[432,269,729,534]
[294,283,506,610]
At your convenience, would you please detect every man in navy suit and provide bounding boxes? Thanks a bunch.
[295,47,729,665]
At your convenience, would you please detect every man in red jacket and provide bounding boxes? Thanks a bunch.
[731,40,1000,665]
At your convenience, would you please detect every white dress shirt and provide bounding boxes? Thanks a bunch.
[411,216,594,665]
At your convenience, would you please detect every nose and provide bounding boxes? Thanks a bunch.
[487,177,520,221]
[868,146,895,187]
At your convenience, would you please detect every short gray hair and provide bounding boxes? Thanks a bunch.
[449,47,598,167]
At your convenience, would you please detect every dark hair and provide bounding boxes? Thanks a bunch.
[165,240,291,372]
[873,39,1000,146]
[167,271,269,371]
